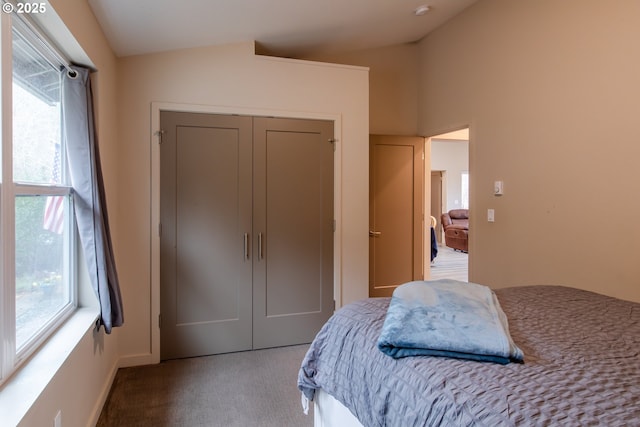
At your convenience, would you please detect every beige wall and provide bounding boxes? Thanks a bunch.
[116,42,369,361]
[418,0,640,302]
[16,0,121,426]
[305,43,419,135]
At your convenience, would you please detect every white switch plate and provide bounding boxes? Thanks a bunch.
[487,209,495,222]
[494,181,504,196]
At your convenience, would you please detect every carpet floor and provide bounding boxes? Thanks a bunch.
[97,344,313,427]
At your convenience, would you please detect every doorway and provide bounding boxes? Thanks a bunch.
[428,128,469,282]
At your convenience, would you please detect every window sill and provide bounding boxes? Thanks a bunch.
[0,308,99,426]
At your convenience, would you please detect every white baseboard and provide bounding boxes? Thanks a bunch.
[87,359,119,427]
[87,352,156,425]
[118,352,155,368]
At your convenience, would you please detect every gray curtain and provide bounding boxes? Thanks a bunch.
[61,65,124,333]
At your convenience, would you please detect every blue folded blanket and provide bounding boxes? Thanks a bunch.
[377,279,524,364]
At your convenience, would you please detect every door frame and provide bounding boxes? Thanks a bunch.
[430,170,445,244]
[146,102,343,365]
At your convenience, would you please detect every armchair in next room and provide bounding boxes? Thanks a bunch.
[441,209,468,253]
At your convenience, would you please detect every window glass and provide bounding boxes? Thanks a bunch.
[15,195,71,349]
[461,171,469,209]
[12,27,62,185]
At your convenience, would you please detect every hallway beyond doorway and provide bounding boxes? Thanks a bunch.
[430,244,468,282]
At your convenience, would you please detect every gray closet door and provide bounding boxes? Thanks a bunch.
[160,111,253,359]
[252,117,334,349]
[160,112,334,359]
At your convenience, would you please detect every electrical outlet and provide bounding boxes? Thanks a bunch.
[487,209,495,222]
[54,410,62,427]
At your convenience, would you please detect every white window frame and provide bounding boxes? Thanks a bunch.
[0,9,77,386]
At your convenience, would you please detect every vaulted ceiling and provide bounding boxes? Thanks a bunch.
[88,0,478,58]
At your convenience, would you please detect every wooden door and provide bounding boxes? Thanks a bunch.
[252,117,334,349]
[160,111,253,359]
[369,135,424,297]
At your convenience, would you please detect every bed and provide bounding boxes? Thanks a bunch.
[298,283,640,426]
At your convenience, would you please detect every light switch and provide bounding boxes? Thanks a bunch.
[494,181,504,196]
[487,209,495,222]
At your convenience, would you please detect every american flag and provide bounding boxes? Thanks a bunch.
[43,142,64,234]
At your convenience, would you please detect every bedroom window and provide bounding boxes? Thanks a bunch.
[0,12,76,384]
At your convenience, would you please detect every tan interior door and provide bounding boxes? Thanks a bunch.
[252,117,334,349]
[160,111,253,360]
[369,135,424,297]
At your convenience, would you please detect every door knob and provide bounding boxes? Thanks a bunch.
[369,230,381,237]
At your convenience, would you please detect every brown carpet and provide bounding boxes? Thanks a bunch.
[97,344,313,427]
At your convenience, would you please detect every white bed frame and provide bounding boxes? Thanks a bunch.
[314,389,364,427]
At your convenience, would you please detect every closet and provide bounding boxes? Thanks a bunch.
[159,111,334,359]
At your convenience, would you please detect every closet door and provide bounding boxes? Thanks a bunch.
[252,117,334,349]
[160,111,253,359]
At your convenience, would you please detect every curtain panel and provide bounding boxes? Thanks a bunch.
[61,65,124,333]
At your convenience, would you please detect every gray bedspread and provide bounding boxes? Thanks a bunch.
[297,286,640,426]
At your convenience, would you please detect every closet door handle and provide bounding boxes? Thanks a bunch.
[244,233,249,260]
[258,232,264,260]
